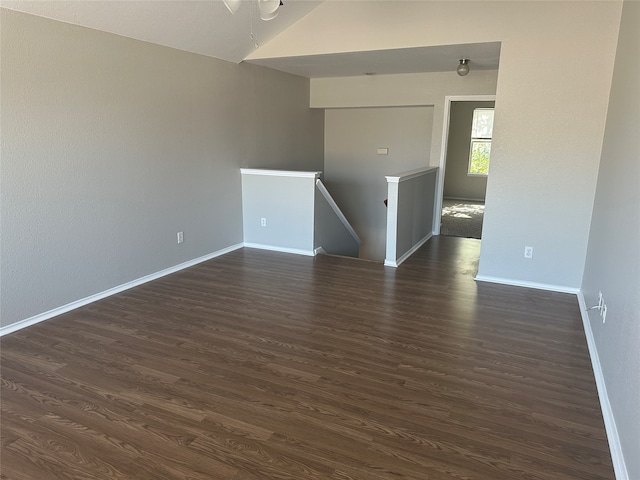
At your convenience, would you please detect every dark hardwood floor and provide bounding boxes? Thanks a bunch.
[1,236,614,479]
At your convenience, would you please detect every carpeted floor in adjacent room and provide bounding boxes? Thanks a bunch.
[440,199,485,239]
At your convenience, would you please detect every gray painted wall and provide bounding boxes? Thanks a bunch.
[0,9,324,328]
[314,186,359,258]
[241,172,317,254]
[324,106,433,261]
[395,170,436,259]
[443,101,494,201]
[581,1,640,477]
[306,2,620,291]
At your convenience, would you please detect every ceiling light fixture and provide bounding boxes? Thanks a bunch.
[223,0,283,21]
[457,59,470,76]
[258,0,281,20]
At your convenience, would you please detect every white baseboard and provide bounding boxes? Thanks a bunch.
[473,275,579,294]
[0,243,244,337]
[314,247,327,256]
[577,293,628,480]
[443,196,485,202]
[384,233,432,268]
[243,243,315,257]
[469,279,627,477]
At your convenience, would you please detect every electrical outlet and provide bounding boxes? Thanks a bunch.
[602,304,607,323]
[261,218,267,227]
[177,231,184,244]
[524,246,533,259]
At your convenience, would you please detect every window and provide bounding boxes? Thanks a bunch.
[468,108,494,176]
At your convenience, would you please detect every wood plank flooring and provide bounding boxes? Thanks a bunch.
[1,236,614,479]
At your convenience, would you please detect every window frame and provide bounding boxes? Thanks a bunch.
[467,108,494,177]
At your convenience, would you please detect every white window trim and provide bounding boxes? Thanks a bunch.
[467,108,494,176]
[467,139,491,176]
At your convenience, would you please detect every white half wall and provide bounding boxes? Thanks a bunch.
[241,169,320,255]
[385,167,437,267]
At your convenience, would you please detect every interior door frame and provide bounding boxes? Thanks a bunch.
[434,94,497,235]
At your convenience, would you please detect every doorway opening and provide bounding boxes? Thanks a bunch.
[435,96,496,240]
[440,199,485,238]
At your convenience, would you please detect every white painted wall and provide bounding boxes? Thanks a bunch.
[254,0,622,290]
[581,2,640,478]
[324,106,433,261]
[0,9,324,328]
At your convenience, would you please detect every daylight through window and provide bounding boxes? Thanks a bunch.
[468,108,494,176]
